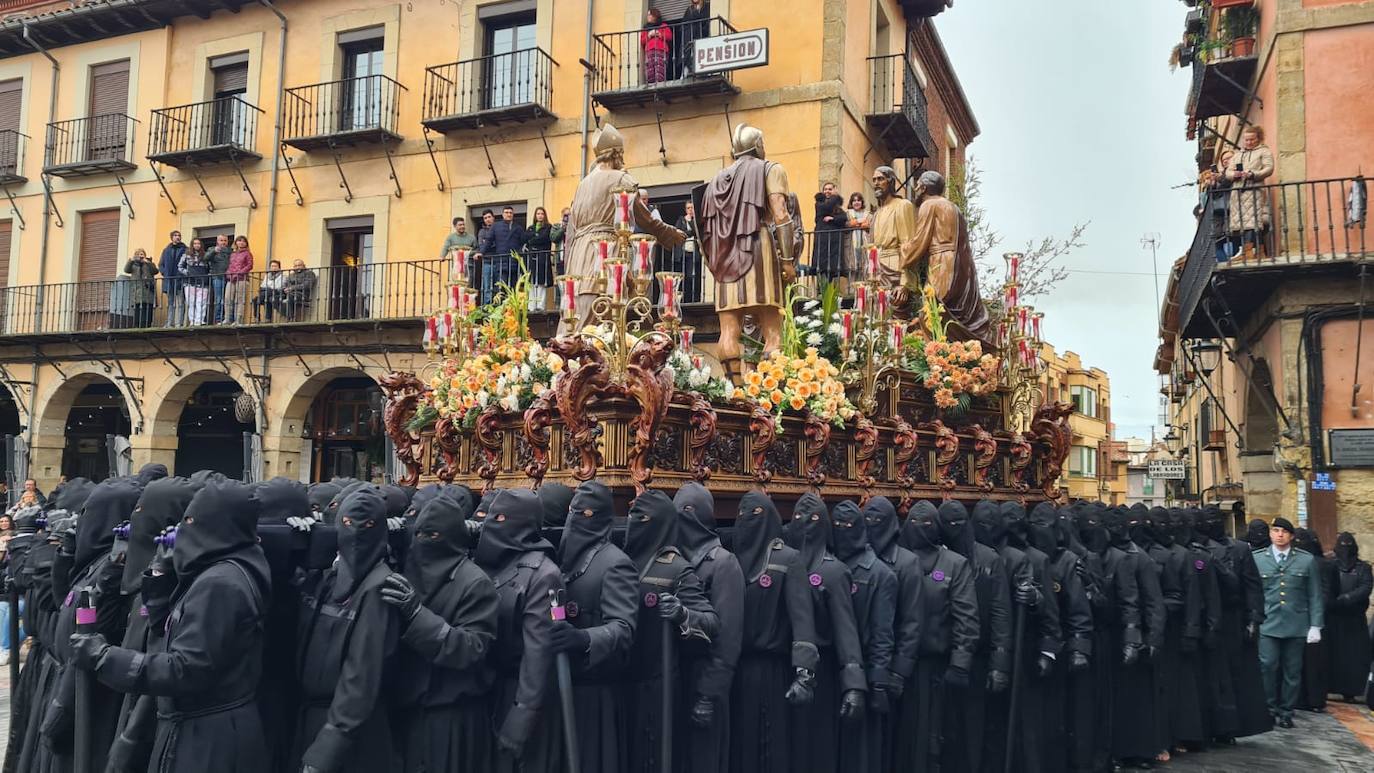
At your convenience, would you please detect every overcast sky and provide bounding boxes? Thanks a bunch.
[940,2,1197,441]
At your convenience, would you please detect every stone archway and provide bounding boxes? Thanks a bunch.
[146,368,258,475]
[32,371,133,487]
[270,365,382,483]
[0,383,22,492]
[1243,358,1280,451]
[146,369,259,477]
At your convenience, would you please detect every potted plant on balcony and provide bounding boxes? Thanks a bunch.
[1224,6,1259,57]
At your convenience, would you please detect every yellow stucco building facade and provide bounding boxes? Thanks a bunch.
[0,0,973,487]
[1038,345,1126,504]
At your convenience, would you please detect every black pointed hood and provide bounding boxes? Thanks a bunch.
[1201,505,1228,541]
[902,500,942,552]
[380,485,410,519]
[255,477,310,525]
[830,500,869,562]
[172,480,262,581]
[1293,527,1323,558]
[972,500,1006,550]
[1077,504,1109,555]
[734,490,781,582]
[135,463,168,485]
[1148,507,1173,548]
[863,496,901,560]
[76,478,143,572]
[474,488,503,522]
[1001,501,1028,549]
[405,484,445,520]
[1105,506,1133,550]
[122,476,199,594]
[785,492,831,571]
[324,480,369,525]
[1245,518,1271,550]
[474,488,552,571]
[51,477,96,514]
[332,485,390,601]
[407,492,476,596]
[1127,503,1153,548]
[674,482,719,564]
[937,500,975,558]
[1335,532,1359,571]
[1027,502,1060,557]
[539,483,575,529]
[188,469,228,487]
[307,482,342,516]
[559,481,614,568]
[625,489,679,576]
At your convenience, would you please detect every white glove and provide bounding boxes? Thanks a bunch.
[386,517,405,532]
[286,515,316,533]
[1306,626,1322,645]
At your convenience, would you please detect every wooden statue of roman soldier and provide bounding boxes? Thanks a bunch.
[697,123,795,382]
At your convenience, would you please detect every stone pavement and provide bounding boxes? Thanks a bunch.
[1162,704,1374,772]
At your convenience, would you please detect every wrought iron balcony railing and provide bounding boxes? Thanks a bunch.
[423,47,557,132]
[148,96,264,167]
[590,16,739,109]
[867,53,933,160]
[0,129,28,185]
[282,74,406,151]
[43,114,138,177]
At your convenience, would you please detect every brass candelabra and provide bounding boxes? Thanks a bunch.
[997,252,1046,434]
[422,248,481,368]
[838,245,909,416]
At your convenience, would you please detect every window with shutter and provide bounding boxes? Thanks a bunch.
[0,79,21,175]
[88,60,130,162]
[211,57,250,147]
[78,209,121,331]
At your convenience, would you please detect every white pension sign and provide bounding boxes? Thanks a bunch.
[694,28,770,75]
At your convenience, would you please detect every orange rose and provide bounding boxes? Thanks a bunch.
[770,389,785,406]
[790,395,807,411]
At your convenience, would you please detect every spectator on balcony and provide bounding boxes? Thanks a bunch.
[677,0,711,78]
[813,184,849,282]
[674,200,702,303]
[1207,149,1237,263]
[846,191,872,278]
[179,238,212,326]
[123,248,160,329]
[634,189,662,234]
[283,260,318,321]
[255,260,287,322]
[641,8,673,85]
[223,235,254,325]
[479,206,527,305]
[552,207,570,273]
[1226,125,1274,261]
[208,233,233,323]
[525,206,554,312]
[474,209,496,300]
[439,217,478,279]
[159,230,186,327]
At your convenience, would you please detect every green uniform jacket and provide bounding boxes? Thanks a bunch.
[1253,546,1324,638]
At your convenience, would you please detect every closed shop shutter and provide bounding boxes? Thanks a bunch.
[88,60,130,161]
[77,209,121,330]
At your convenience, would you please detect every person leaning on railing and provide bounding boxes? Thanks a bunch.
[223,235,254,325]
[282,260,318,322]
[524,207,554,312]
[1225,124,1274,262]
[255,260,287,322]
[123,248,160,329]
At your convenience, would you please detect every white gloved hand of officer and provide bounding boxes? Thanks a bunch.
[1306,626,1322,645]
[386,517,405,532]
[286,514,317,533]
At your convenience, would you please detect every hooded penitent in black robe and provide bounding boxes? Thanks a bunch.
[862,496,921,772]
[782,493,867,773]
[3,506,53,773]
[475,488,565,773]
[830,501,895,773]
[896,500,979,773]
[391,492,498,773]
[1143,506,1202,751]
[307,482,342,520]
[76,480,273,773]
[293,486,402,773]
[39,477,142,773]
[980,502,1061,773]
[1112,506,1167,764]
[553,481,637,773]
[1025,502,1092,773]
[728,491,819,773]
[1179,509,1223,742]
[1245,519,1271,550]
[1068,504,1119,773]
[674,482,744,773]
[1328,533,1372,700]
[938,500,1010,773]
[619,489,719,773]
[105,475,202,772]
[538,482,574,553]
[1200,505,1268,739]
[1295,528,1337,712]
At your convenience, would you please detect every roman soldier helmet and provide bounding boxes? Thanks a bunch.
[594,123,624,161]
[731,123,765,159]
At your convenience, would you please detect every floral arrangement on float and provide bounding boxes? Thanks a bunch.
[902,285,1001,413]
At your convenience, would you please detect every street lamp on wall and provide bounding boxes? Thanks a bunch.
[1192,340,1223,377]
[1163,426,1181,455]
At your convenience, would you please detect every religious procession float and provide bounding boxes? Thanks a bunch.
[380,124,1072,516]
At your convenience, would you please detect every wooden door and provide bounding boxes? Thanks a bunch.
[87,60,130,162]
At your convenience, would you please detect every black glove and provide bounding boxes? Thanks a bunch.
[379,573,421,622]
[887,677,905,700]
[1245,622,1259,643]
[839,689,865,721]
[869,686,891,715]
[549,621,591,654]
[69,633,110,671]
[656,592,688,625]
[497,730,524,759]
[1180,635,1199,654]
[1014,580,1042,607]
[104,734,141,773]
[785,667,815,705]
[1123,644,1139,666]
[1069,650,1090,672]
[987,669,1010,693]
[691,695,715,727]
[300,766,325,773]
[1036,654,1055,678]
[57,522,77,558]
[1147,645,1159,662]
[944,663,970,689]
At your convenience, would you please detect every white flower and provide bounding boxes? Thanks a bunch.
[723,383,737,400]
[803,300,820,310]
[806,332,823,346]
[806,317,822,329]
[496,374,509,392]
[828,322,844,336]
[520,364,532,381]
[688,369,708,388]
[476,390,491,407]
[499,393,520,412]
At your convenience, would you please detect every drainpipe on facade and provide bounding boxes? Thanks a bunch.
[579,0,596,177]
[259,0,287,264]
[21,22,59,468]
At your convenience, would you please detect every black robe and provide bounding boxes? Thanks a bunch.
[1328,558,1373,699]
[838,547,895,773]
[1226,538,1272,737]
[993,541,1061,773]
[1146,538,1205,749]
[488,551,565,773]
[4,535,52,773]
[1299,553,1339,711]
[1113,543,1165,761]
[682,543,744,773]
[1185,537,1223,740]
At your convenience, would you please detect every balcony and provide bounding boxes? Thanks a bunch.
[590,17,740,111]
[147,96,263,167]
[1186,52,1258,122]
[0,130,28,186]
[866,54,933,160]
[1173,176,1369,339]
[901,0,952,17]
[282,75,405,152]
[423,48,557,133]
[0,259,450,340]
[43,114,138,177]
